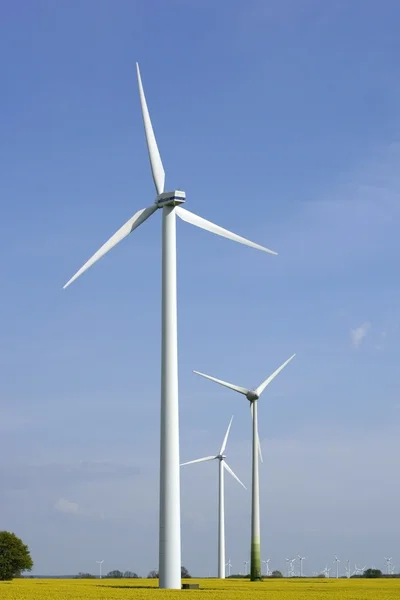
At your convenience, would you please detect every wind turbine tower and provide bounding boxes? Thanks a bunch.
[262,559,271,576]
[226,559,232,577]
[298,555,306,577]
[181,416,246,579]
[96,560,104,579]
[63,64,277,589]
[385,557,393,575]
[323,565,331,578]
[344,560,351,579]
[194,355,295,581]
[334,555,340,579]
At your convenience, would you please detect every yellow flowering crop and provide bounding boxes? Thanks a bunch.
[1,577,400,600]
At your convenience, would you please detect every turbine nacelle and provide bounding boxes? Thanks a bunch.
[156,190,186,207]
[246,390,259,402]
[217,454,227,461]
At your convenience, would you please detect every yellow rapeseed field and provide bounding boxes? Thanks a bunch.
[1,577,400,600]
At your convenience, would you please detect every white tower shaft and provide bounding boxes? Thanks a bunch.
[250,399,261,580]
[218,459,225,579]
[159,206,181,588]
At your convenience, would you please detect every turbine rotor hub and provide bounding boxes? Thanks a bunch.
[156,190,186,207]
[246,390,259,402]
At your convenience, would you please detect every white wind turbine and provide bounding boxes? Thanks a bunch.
[226,558,232,577]
[285,558,291,578]
[323,565,331,578]
[334,555,340,578]
[262,558,271,576]
[352,564,366,576]
[344,559,351,579]
[194,354,296,580]
[96,560,104,579]
[181,416,246,579]
[385,557,393,575]
[63,64,277,589]
[298,555,306,577]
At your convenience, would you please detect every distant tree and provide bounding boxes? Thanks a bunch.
[181,566,191,578]
[147,570,159,579]
[364,568,382,578]
[271,570,283,578]
[0,531,33,581]
[106,570,123,578]
[75,572,95,579]
[124,571,139,578]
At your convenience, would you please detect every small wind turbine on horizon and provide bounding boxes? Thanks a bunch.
[226,558,232,577]
[323,565,331,578]
[193,354,296,581]
[63,63,277,590]
[344,560,351,579]
[352,564,366,576]
[262,559,271,576]
[385,557,393,575]
[96,560,104,579]
[181,416,246,579]
[334,555,340,579]
[298,555,306,577]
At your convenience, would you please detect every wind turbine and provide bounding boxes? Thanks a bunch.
[385,557,393,575]
[344,559,351,579]
[63,64,277,589]
[181,416,246,579]
[244,560,249,575]
[226,558,232,577]
[352,564,366,576]
[298,555,306,577]
[194,354,295,581]
[262,558,271,576]
[96,560,104,579]
[285,558,291,578]
[334,555,340,578]
[323,565,331,578]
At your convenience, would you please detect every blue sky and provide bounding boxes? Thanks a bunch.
[1,0,400,577]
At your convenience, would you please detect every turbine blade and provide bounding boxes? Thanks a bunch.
[63,204,157,289]
[193,370,249,396]
[219,415,234,455]
[136,63,165,195]
[175,206,277,255]
[180,455,216,467]
[258,436,264,464]
[223,462,246,489]
[255,353,296,397]
[250,403,263,464]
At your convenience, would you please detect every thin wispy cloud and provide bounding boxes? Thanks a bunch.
[55,497,79,515]
[350,322,371,349]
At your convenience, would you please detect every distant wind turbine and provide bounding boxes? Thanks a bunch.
[385,557,393,575]
[181,416,246,579]
[226,558,232,577]
[334,555,340,578]
[344,560,351,578]
[298,555,306,577]
[323,565,331,578]
[96,560,104,579]
[63,63,277,590]
[262,558,271,576]
[193,354,296,580]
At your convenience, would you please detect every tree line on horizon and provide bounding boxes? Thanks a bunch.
[75,566,192,579]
